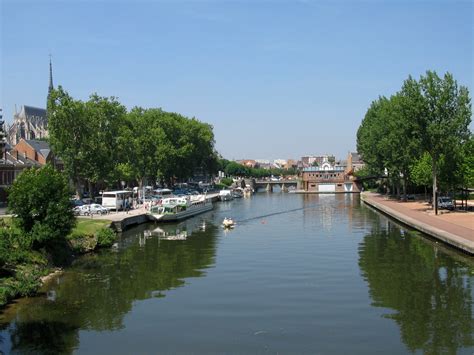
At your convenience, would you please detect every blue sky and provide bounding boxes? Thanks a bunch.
[1,0,472,160]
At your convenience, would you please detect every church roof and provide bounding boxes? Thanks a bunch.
[19,106,47,121]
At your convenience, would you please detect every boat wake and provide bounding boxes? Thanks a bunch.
[237,204,318,224]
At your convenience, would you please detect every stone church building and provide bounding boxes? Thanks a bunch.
[7,58,53,146]
[7,105,48,146]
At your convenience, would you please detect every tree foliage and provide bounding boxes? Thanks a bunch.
[357,71,472,203]
[48,88,218,193]
[7,165,75,247]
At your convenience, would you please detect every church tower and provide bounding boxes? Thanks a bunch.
[48,55,54,93]
[47,55,54,120]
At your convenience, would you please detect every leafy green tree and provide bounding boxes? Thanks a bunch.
[411,71,471,213]
[218,158,231,172]
[458,135,474,188]
[357,97,390,177]
[225,162,249,177]
[118,107,166,191]
[410,152,432,198]
[358,71,471,204]
[47,87,90,196]
[7,165,75,247]
[82,94,127,192]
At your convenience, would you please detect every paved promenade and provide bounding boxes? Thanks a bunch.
[361,192,474,255]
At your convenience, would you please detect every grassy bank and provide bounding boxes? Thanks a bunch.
[0,217,116,307]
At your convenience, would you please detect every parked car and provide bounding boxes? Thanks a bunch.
[438,197,454,210]
[73,205,90,216]
[74,204,108,216]
[89,204,109,215]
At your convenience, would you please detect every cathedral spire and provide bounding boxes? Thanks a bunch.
[48,54,54,93]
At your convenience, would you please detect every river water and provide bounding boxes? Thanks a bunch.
[1,193,473,354]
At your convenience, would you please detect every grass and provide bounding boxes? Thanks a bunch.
[0,216,12,226]
[1,217,112,238]
[69,219,112,239]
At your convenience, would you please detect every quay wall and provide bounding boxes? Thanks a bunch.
[361,193,474,255]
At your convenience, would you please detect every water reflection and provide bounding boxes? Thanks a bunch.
[0,220,218,354]
[358,220,474,353]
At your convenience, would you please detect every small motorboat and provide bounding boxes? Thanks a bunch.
[222,217,236,228]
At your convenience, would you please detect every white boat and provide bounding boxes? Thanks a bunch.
[219,189,234,201]
[148,195,213,222]
[222,217,236,228]
[243,187,253,197]
[232,188,244,198]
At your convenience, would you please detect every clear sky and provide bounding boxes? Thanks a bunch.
[1,0,472,160]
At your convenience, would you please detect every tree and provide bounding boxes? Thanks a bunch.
[383,93,421,198]
[411,71,471,213]
[224,162,249,177]
[410,152,432,199]
[459,135,474,188]
[118,107,166,191]
[7,165,75,247]
[357,97,390,177]
[47,87,90,196]
[82,94,127,192]
[358,71,471,205]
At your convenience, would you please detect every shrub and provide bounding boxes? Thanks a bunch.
[0,264,43,306]
[96,228,116,248]
[220,177,233,186]
[0,226,32,269]
[7,165,75,248]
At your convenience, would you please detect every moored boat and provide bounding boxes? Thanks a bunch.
[219,189,234,201]
[232,187,244,198]
[148,195,213,222]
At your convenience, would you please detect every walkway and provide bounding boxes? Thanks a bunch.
[361,192,474,255]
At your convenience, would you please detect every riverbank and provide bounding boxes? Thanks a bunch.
[0,217,115,306]
[361,192,474,255]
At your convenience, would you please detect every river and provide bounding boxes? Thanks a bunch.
[1,193,473,354]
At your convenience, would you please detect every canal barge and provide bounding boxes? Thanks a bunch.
[148,195,213,222]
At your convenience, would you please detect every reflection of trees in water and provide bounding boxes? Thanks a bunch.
[1,223,219,354]
[10,321,79,355]
[358,221,474,353]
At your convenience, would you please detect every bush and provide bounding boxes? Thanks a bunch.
[0,265,42,306]
[7,165,75,248]
[0,225,32,270]
[96,228,116,248]
[214,183,227,190]
[220,177,233,186]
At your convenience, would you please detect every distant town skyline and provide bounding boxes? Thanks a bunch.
[1,0,472,159]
